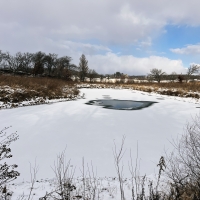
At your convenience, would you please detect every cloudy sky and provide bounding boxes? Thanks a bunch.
[1,0,200,75]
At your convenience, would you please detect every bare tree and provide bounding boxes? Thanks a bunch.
[79,54,89,82]
[186,64,200,82]
[45,53,58,76]
[88,69,97,82]
[3,52,30,74]
[113,136,126,200]
[55,56,72,79]
[100,75,104,82]
[115,72,122,78]
[3,52,19,72]
[168,72,177,82]
[0,49,79,78]
[148,68,166,83]
[20,53,34,73]
[32,51,46,76]
[0,51,33,74]
[146,74,154,83]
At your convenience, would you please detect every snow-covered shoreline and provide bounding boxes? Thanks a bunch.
[0,88,199,199]
[0,83,199,111]
[0,85,82,110]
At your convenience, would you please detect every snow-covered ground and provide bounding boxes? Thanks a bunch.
[8,177,136,199]
[0,88,199,199]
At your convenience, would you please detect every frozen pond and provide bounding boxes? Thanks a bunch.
[0,88,199,181]
[86,99,157,110]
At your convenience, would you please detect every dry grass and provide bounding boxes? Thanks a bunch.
[79,81,200,99]
[1,74,200,105]
[0,74,76,90]
[0,74,80,104]
[84,81,200,92]
[126,82,200,92]
[124,82,200,98]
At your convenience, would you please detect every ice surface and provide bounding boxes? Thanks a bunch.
[85,99,157,110]
[0,88,199,184]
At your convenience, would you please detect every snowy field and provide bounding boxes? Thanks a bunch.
[0,88,200,198]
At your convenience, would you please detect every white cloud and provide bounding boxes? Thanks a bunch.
[59,41,111,55]
[139,37,152,47]
[0,32,186,75]
[43,40,186,75]
[1,0,200,47]
[0,0,198,74]
[170,44,200,55]
[85,53,186,75]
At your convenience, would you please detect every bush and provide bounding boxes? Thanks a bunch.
[0,127,20,198]
[165,114,200,199]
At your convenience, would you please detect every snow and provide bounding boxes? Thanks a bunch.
[0,88,199,198]
[8,177,136,200]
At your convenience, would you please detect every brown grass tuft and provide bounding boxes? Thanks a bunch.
[0,74,80,104]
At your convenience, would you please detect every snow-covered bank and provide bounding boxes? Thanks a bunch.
[1,83,199,111]
[76,83,200,101]
[0,85,81,110]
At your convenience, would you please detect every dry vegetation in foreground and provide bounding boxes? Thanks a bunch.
[2,114,200,199]
[0,74,80,107]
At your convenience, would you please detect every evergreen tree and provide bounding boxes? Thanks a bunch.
[79,54,89,82]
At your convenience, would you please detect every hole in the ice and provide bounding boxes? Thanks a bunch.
[85,99,158,110]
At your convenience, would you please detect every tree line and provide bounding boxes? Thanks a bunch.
[0,50,200,83]
[147,65,200,83]
[0,50,99,81]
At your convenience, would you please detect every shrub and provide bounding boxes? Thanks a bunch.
[165,114,200,199]
[0,127,20,198]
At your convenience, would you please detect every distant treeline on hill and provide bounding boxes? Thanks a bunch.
[0,50,200,83]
